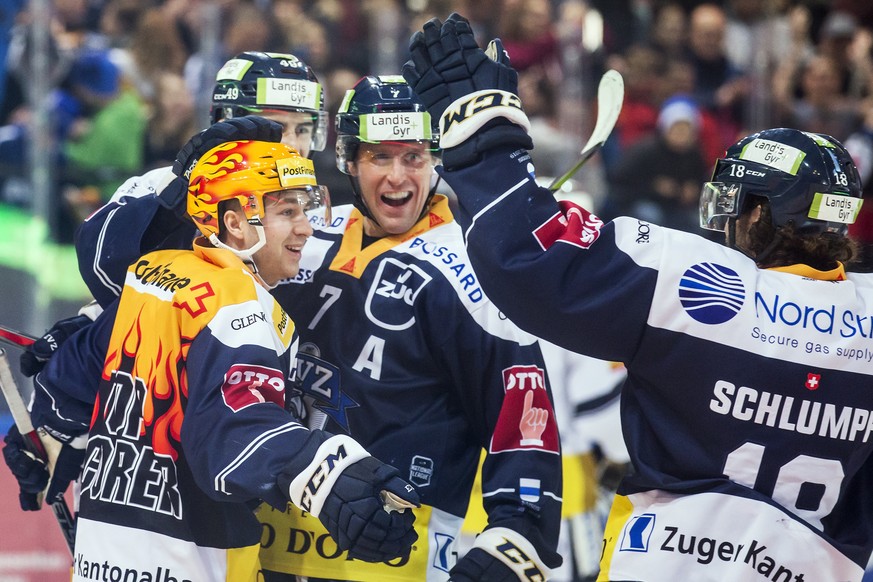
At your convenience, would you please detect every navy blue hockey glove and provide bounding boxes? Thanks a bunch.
[282,437,420,563]
[44,441,87,504]
[451,526,560,581]
[2,425,87,511]
[20,313,93,377]
[450,547,518,581]
[320,456,419,562]
[159,116,284,218]
[402,12,532,170]
[2,425,48,511]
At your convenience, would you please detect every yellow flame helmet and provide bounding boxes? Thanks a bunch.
[187,140,330,242]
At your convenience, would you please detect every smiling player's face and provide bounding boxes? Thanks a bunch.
[349,142,435,237]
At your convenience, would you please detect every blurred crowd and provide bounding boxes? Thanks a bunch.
[1,0,872,266]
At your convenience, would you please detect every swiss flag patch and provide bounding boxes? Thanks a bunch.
[221,364,285,412]
[805,373,821,391]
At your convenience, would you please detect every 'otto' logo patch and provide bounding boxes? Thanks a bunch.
[221,364,285,412]
[490,365,559,454]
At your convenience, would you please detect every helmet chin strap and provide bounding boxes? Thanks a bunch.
[208,225,276,288]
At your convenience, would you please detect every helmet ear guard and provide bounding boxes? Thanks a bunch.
[210,51,328,152]
[699,128,863,236]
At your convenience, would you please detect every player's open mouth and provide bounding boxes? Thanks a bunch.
[381,191,413,207]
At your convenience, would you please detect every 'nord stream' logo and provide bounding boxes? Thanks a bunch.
[678,263,745,324]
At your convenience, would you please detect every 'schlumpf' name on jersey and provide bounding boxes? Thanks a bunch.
[134,259,191,292]
[711,380,873,442]
[408,237,483,302]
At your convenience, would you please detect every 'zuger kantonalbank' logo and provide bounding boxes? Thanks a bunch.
[679,263,745,324]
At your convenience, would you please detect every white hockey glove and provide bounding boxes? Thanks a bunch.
[280,435,420,562]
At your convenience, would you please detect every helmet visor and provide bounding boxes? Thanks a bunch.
[262,185,331,227]
[699,181,742,231]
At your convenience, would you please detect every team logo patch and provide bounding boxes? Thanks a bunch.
[365,258,432,330]
[678,263,745,324]
[296,346,358,431]
[490,365,559,454]
[221,364,285,412]
[619,513,656,552]
[532,200,603,250]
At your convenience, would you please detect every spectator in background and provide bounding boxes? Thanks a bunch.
[497,0,560,73]
[611,44,665,155]
[648,2,688,61]
[775,53,861,142]
[143,72,196,170]
[817,10,872,99]
[519,65,578,179]
[608,95,711,235]
[686,3,748,145]
[60,48,147,229]
[846,97,873,271]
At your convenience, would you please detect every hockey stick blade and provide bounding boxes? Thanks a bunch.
[0,348,76,554]
[549,69,625,192]
[0,325,37,349]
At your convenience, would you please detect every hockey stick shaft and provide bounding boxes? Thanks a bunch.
[549,69,625,192]
[0,324,36,349]
[0,348,76,554]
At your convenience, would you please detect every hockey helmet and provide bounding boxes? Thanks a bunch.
[210,52,328,152]
[187,140,330,257]
[700,128,863,236]
[335,75,440,174]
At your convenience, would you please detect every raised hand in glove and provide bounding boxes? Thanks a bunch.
[402,12,533,170]
[157,116,283,219]
[282,436,420,563]
[20,312,95,377]
[2,425,86,511]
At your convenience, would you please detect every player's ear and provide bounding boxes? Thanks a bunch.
[219,200,246,242]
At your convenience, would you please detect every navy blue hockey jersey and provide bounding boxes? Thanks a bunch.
[441,146,873,581]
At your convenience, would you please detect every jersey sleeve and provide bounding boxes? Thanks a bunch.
[31,302,117,442]
[75,168,196,308]
[439,146,655,363]
[437,304,563,569]
[180,307,330,509]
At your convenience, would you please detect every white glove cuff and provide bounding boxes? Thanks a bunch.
[439,89,531,150]
[472,526,553,581]
[287,435,369,518]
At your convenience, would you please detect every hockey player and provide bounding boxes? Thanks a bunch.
[80,50,327,308]
[255,75,562,581]
[18,140,419,581]
[403,13,873,581]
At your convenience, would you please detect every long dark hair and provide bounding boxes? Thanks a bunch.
[745,197,859,270]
